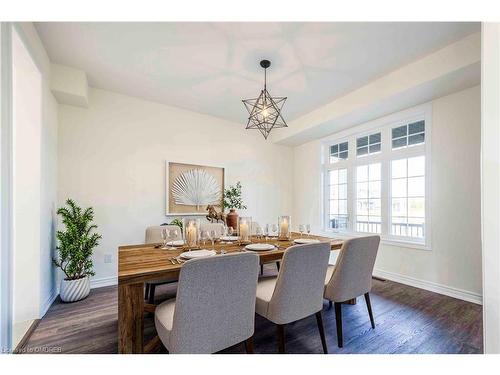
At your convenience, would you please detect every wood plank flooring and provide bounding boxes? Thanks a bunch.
[23,265,483,354]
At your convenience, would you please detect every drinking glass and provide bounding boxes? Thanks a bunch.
[255,225,263,239]
[299,224,305,237]
[166,229,176,250]
[161,228,168,249]
[306,224,311,237]
[210,229,217,250]
[227,226,234,237]
[170,228,180,246]
[201,230,209,246]
[264,224,269,242]
[270,224,278,238]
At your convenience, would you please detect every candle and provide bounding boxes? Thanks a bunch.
[240,221,249,241]
[280,217,289,238]
[186,222,197,247]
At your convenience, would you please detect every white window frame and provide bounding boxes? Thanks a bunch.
[321,104,432,251]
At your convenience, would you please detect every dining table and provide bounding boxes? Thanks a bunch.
[117,232,344,354]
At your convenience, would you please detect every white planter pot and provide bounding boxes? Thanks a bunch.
[60,275,90,303]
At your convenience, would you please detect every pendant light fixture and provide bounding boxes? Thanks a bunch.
[242,59,288,139]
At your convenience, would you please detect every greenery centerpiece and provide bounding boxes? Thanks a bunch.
[169,218,183,230]
[223,181,247,230]
[53,199,101,302]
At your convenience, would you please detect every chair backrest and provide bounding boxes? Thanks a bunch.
[324,235,380,302]
[200,222,225,236]
[267,242,330,325]
[170,252,260,353]
[145,225,182,244]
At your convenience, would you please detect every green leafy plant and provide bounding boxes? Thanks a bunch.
[169,218,183,230]
[53,199,101,280]
[222,181,247,210]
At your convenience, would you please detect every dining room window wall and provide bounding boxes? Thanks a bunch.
[322,105,431,249]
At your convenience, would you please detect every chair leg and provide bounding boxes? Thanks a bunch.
[145,283,150,300]
[334,302,343,348]
[315,311,328,354]
[148,284,156,305]
[277,324,286,353]
[276,261,280,272]
[244,335,254,354]
[364,292,375,329]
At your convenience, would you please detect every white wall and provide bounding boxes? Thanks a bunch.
[481,23,500,354]
[12,27,42,346]
[39,90,58,314]
[293,85,482,303]
[15,23,59,319]
[0,23,59,349]
[58,88,293,284]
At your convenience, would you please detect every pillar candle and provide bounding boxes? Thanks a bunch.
[280,218,289,237]
[186,222,197,247]
[240,221,249,241]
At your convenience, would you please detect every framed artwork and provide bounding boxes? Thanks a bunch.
[166,162,225,215]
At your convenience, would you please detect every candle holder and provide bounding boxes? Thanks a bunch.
[183,218,200,249]
[278,215,291,241]
[238,216,252,244]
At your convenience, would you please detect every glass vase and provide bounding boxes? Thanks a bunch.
[278,215,291,240]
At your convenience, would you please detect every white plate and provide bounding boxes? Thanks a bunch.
[166,240,185,247]
[293,238,320,244]
[220,236,239,241]
[245,243,275,251]
[180,249,216,259]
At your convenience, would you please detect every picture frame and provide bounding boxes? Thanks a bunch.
[165,161,225,216]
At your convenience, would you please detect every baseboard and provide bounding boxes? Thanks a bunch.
[90,276,117,289]
[40,288,58,317]
[13,319,40,354]
[373,268,482,305]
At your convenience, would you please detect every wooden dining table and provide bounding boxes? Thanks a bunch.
[118,232,343,354]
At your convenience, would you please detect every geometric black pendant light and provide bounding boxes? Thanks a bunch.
[242,59,288,139]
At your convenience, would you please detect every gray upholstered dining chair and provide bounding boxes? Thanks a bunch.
[255,242,331,353]
[144,225,182,304]
[155,252,260,353]
[324,235,380,348]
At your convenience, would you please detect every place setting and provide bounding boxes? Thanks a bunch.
[158,217,320,264]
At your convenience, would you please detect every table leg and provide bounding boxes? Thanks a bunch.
[118,282,144,353]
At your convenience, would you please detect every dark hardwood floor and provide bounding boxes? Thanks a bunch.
[23,265,483,354]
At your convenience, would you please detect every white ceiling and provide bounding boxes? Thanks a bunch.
[35,22,479,124]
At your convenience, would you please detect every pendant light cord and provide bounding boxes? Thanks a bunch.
[264,67,267,90]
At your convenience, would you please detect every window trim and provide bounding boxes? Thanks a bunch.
[321,103,432,250]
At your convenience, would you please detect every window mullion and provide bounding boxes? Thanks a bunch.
[347,137,355,232]
[380,126,390,237]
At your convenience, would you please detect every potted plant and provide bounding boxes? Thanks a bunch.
[53,199,102,303]
[169,218,183,230]
[223,181,247,230]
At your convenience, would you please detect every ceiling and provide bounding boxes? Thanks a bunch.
[35,22,480,124]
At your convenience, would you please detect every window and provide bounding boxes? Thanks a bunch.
[357,132,381,156]
[329,141,348,163]
[356,163,381,233]
[391,156,425,238]
[328,169,348,230]
[323,107,430,248]
[392,120,425,149]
